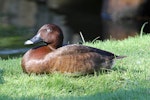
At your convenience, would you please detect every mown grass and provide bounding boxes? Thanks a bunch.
[0,35,150,100]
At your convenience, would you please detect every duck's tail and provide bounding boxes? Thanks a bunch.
[115,55,127,59]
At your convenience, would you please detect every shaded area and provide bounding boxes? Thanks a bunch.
[0,88,149,100]
[0,68,4,84]
[0,26,33,59]
[0,0,150,59]
[0,26,33,48]
[38,0,150,41]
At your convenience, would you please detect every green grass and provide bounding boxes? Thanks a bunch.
[0,35,150,100]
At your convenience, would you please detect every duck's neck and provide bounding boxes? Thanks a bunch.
[47,45,56,51]
[47,42,63,50]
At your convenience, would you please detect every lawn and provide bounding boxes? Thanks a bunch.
[0,34,150,100]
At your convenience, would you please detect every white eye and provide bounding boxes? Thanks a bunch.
[47,29,51,32]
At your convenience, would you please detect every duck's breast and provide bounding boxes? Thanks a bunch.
[21,46,53,73]
[27,46,53,59]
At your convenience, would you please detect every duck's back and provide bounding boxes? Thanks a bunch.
[50,44,116,59]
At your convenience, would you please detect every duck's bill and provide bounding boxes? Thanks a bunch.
[24,34,43,45]
[24,40,34,45]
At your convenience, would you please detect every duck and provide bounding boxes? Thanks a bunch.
[21,24,125,75]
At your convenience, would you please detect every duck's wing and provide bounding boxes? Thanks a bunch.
[53,44,123,59]
[45,44,125,74]
[86,46,126,59]
[87,46,126,59]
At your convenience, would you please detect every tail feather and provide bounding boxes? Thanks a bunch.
[115,56,127,59]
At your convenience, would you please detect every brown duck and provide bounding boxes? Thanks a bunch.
[21,24,125,75]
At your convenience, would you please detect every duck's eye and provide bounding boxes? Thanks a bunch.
[46,29,52,32]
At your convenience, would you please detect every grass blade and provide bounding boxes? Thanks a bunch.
[140,22,148,37]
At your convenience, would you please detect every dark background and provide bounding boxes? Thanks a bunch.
[0,0,150,58]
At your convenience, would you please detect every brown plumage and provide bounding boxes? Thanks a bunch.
[21,24,125,75]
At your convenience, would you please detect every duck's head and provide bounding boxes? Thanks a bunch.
[25,24,64,48]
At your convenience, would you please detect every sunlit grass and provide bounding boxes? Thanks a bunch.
[0,35,150,100]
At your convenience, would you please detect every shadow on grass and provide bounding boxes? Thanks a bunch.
[113,65,144,74]
[0,88,149,100]
[0,68,4,84]
[59,88,150,100]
